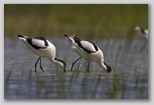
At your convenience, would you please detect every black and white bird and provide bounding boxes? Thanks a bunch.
[64,34,111,73]
[18,34,66,72]
[134,26,148,39]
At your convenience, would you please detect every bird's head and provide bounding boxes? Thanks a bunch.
[134,26,140,31]
[104,62,112,73]
[54,58,66,72]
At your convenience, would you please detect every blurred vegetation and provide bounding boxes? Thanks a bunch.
[4,4,148,39]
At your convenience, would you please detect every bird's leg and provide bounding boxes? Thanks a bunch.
[139,41,147,53]
[39,57,45,72]
[87,61,90,72]
[71,57,82,71]
[35,57,41,72]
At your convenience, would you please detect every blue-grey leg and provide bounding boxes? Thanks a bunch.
[87,61,90,72]
[35,57,41,72]
[39,57,45,72]
[71,57,82,71]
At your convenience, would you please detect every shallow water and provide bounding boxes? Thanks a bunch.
[4,38,148,99]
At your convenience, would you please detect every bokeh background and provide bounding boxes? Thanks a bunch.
[4,4,148,39]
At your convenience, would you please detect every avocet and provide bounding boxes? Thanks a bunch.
[64,34,111,73]
[134,26,148,39]
[18,34,66,72]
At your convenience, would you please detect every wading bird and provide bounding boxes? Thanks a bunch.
[18,34,66,72]
[64,34,111,73]
[134,26,148,52]
[134,26,148,39]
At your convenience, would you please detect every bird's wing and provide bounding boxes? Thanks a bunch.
[27,38,48,49]
[77,40,98,54]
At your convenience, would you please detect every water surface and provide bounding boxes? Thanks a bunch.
[4,38,148,99]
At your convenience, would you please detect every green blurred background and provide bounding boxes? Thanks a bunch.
[4,4,148,39]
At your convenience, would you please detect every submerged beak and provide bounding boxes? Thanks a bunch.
[107,69,111,73]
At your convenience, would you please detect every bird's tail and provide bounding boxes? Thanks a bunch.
[64,34,74,43]
[64,34,69,38]
[17,34,28,41]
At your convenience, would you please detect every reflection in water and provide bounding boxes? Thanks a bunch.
[4,38,148,99]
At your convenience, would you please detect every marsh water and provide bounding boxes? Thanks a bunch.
[4,38,148,99]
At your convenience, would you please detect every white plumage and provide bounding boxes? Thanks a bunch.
[134,26,148,39]
[64,34,111,73]
[32,39,47,48]
[18,34,66,72]
[79,41,97,53]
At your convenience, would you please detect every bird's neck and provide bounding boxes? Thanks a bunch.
[48,57,64,69]
[98,60,107,70]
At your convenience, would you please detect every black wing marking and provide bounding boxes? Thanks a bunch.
[73,36,98,54]
[26,37,48,50]
[77,41,98,54]
[34,36,49,46]
[73,36,81,43]
[89,41,98,51]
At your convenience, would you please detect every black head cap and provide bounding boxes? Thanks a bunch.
[104,62,112,73]
[54,58,66,72]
